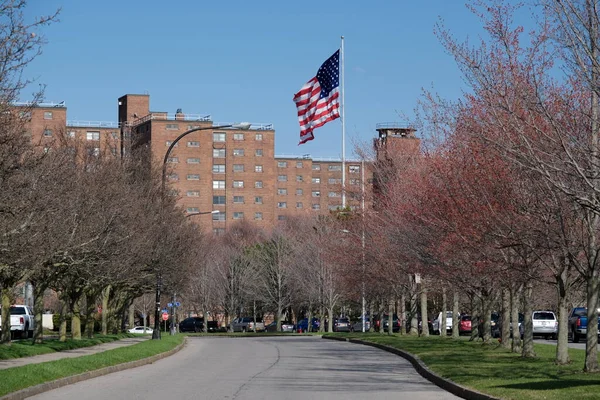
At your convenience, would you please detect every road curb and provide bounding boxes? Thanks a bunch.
[322,336,499,400]
[1,337,187,400]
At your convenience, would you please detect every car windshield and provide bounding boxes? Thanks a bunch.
[338,318,349,323]
[533,312,555,320]
[9,307,25,315]
[461,315,471,321]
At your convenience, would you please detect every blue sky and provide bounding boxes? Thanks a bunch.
[26,0,487,159]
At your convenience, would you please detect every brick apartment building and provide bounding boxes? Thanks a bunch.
[19,94,419,234]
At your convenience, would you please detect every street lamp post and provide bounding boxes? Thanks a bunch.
[152,122,251,340]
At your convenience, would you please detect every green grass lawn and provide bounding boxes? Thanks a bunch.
[0,334,183,396]
[0,333,136,360]
[325,333,600,400]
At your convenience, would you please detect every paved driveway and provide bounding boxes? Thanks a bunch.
[30,336,459,400]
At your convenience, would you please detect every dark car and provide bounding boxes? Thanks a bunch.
[207,320,222,332]
[179,317,204,333]
[333,317,351,332]
[296,317,320,332]
[375,314,401,332]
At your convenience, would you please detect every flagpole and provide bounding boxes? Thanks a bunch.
[341,35,346,209]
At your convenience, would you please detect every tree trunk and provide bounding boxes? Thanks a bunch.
[501,287,511,350]
[71,298,82,340]
[511,285,522,353]
[481,290,492,344]
[128,302,135,331]
[59,300,67,342]
[1,289,12,344]
[409,279,419,335]
[452,289,459,339]
[399,293,406,335]
[32,282,45,344]
[327,307,333,333]
[388,295,394,335]
[522,280,536,358]
[85,291,95,339]
[378,299,385,333]
[101,285,111,335]
[441,286,447,337]
[420,281,429,337]
[469,291,480,341]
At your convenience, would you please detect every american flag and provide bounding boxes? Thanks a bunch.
[293,50,340,144]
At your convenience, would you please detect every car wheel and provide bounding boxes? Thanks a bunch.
[194,326,200,333]
[242,327,247,333]
[573,329,580,343]
[28,329,33,338]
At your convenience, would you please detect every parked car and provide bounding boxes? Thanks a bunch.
[375,314,401,333]
[296,317,320,332]
[232,317,265,332]
[568,307,600,343]
[179,317,204,333]
[333,317,351,332]
[491,312,500,338]
[128,326,153,334]
[0,305,35,339]
[206,320,223,332]
[432,311,453,335]
[532,311,558,339]
[459,314,472,334]
[266,321,295,332]
[351,317,371,332]
[497,312,525,338]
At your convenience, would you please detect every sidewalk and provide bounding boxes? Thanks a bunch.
[0,336,149,370]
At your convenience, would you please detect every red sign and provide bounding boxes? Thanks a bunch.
[161,313,169,321]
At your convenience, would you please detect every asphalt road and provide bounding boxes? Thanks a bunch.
[29,336,459,400]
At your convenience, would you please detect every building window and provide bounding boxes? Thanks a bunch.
[187,174,200,180]
[187,191,200,197]
[312,191,320,197]
[313,164,321,171]
[167,157,179,163]
[166,141,178,147]
[233,164,244,172]
[187,141,200,147]
[213,228,225,235]
[110,131,118,139]
[213,132,226,142]
[187,125,201,130]
[328,191,340,197]
[67,131,76,138]
[312,204,321,210]
[350,178,360,185]
[19,111,32,120]
[296,189,303,195]
[187,158,200,164]
[278,215,287,221]
[296,202,303,208]
[213,149,225,158]
[233,149,244,156]
[255,149,263,156]
[233,133,244,140]
[278,161,287,168]
[296,175,303,182]
[187,207,200,213]
[255,133,263,141]
[277,188,287,195]
[329,205,341,211]
[44,111,53,120]
[233,196,244,204]
[169,173,179,181]
[312,178,320,184]
[277,202,287,209]
[213,164,225,173]
[233,180,244,188]
[255,181,263,188]
[328,165,342,171]
[328,178,342,184]
[233,212,244,219]
[213,212,226,221]
[166,123,179,130]
[213,180,225,189]
[255,212,263,220]
[278,175,287,182]
[349,165,360,173]
[213,195,226,205]
[255,165,263,172]
[86,131,100,141]
[43,129,53,137]
[296,161,303,168]
[255,196,263,204]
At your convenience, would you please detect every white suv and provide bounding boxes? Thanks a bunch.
[532,311,558,339]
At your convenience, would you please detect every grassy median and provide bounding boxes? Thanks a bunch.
[325,333,600,400]
[0,334,183,396]
[0,333,136,360]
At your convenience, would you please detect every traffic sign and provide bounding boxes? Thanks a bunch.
[162,313,169,321]
[167,303,173,308]
[175,302,181,307]
[162,308,168,313]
